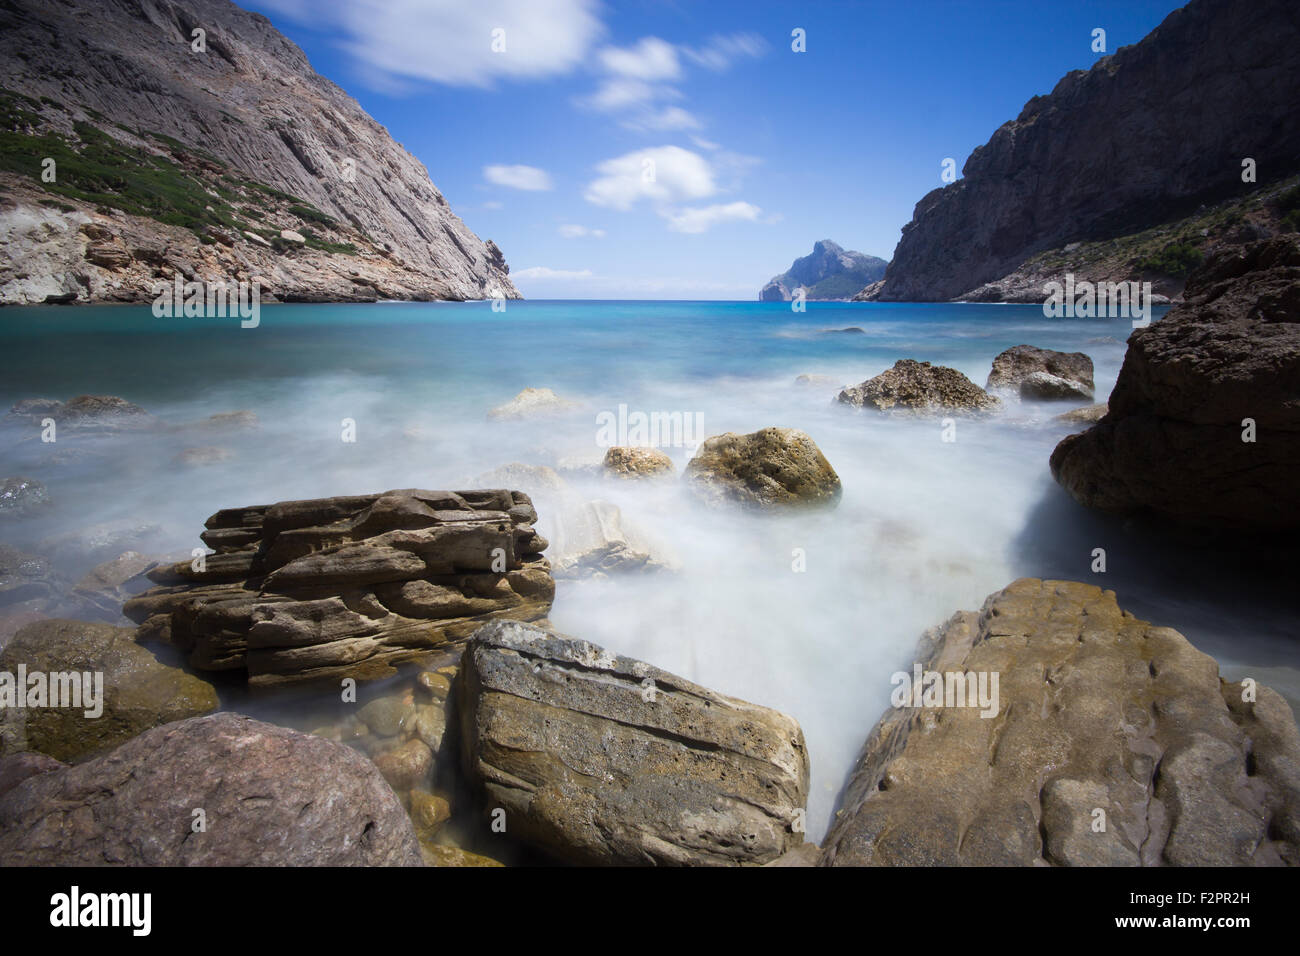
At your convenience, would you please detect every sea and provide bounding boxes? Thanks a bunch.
[2,298,1296,839]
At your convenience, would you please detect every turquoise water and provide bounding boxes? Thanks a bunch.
[2,299,1295,837]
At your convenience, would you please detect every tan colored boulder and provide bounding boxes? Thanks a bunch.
[602,446,674,479]
[684,427,841,509]
[460,620,809,866]
[822,579,1300,866]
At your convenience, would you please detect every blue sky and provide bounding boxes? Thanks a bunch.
[244,0,1185,299]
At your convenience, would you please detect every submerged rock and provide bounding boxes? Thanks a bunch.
[602,446,674,479]
[684,427,842,509]
[1054,402,1108,425]
[837,359,1000,414]
[0,713,423,866]
[986,344,1094,400]
[822,579,1300,866]
[476,463,677,579]
[123,489,554,685]
[460,620,809,866]
[0,618,218,762]
[6,395,153,434]
[0,477,50,519]
[487,388,577,421]
[1050,238,1300,531]
[69,550,160,620]
[551,499,673,579]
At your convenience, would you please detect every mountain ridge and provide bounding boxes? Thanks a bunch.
[0,0,518,304]
[760,240,887,301]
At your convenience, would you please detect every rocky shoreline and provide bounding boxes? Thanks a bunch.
[2,259,1298,864]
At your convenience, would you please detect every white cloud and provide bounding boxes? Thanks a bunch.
[257,0,604,89]
[662,201,763,233]
[483,164,553,191]
[482,200,504,210]
[583,146,717,210]
[597,37,681,81]
[681,33,767,71]
[558,224,606,238]
[513,266,594,279]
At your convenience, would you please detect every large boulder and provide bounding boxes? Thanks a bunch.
[0,713,423,865]
[837,359,1000,414]
[986,344,1094,400]
[1050,238,1300,531]
[0,618,218,762]
[123,489,554,686]
[821,579,1300,866]
[460,620,809,866]
[684,427,842,509]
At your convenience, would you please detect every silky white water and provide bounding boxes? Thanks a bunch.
[2,299,1295,840]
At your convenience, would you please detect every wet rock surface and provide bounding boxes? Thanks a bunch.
[822,579,1300,866]
[987,345,1095,400]
[684,427,842,509]
[0,713,423,866]
[837,359,1000,414]
[460,620,810,865]
[1050,238,1300,531]
[0,618,218,762]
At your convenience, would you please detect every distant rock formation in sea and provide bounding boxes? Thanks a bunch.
[0,0,518,304]
[864,0,1300,303]
[759,239,887,301]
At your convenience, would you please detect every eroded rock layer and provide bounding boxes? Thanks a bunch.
[124,489,553,685]
[460,620,809,866]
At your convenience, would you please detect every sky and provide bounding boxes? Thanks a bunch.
[242,0,1186,299]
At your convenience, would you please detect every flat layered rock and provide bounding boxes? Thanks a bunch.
[822,579,1300,866]
[0,713,423,866]
[684,427,842,509]
[460,620,809,866]
[124,489,554,685]
[837,359,1000,414]
[1050,238,1300,531]
[987,344,1094,400]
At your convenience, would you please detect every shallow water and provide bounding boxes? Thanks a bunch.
[2,299,1296,840]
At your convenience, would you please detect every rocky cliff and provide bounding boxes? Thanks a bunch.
[871,0,1300,302]
[760,239,886,301]
[0,0,518,304]
[1050,237,1300,532]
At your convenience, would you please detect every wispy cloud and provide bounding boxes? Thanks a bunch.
[483,164,553,191]
[580,32,765,132]
[663,201,763,233]
[257,0,605,89]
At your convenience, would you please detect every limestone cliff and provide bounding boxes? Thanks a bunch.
[0,0,518,304]
[871,0,1300,302]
